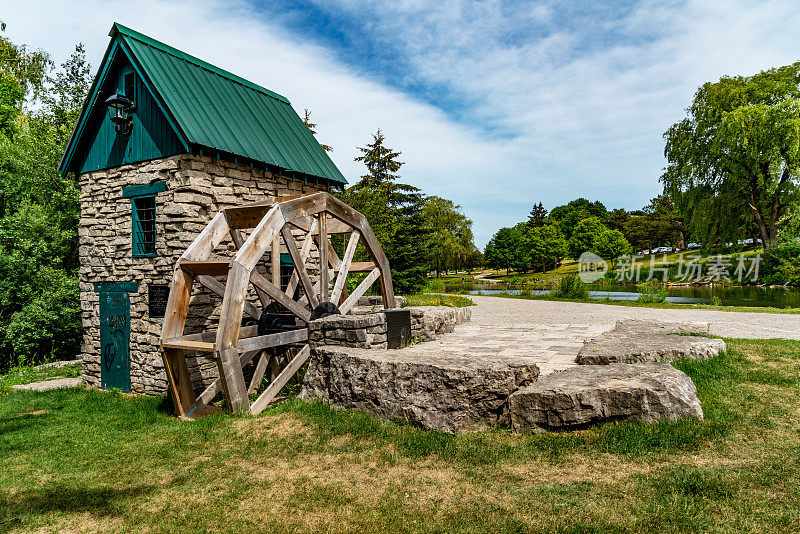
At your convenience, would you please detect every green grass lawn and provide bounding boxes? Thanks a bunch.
[2,339,800,532]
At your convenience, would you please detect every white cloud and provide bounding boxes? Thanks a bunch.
[4,0,800,246]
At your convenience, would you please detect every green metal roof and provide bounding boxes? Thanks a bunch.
[61,23,346,184]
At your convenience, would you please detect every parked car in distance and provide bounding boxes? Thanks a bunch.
[687,243,702,249]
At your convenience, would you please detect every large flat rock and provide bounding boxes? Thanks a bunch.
[11,377,83,392]
[300,345,539,434]
[509,363,703,432]
[577,319,726,365]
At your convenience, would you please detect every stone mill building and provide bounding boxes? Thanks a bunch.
[59,23,346,395]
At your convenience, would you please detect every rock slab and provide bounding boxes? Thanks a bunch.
[577,319,726,365]
[12,377,83,392]
[300,345,539,434]
[509,363,703,432]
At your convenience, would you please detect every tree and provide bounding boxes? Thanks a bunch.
[484,224,527,274]
[524,223,566,272]
[663,63,800,246]
[354,129,402,187]
[568,217,607,259]
[0,28,88,370]
[606,208,630,232]
[594,229,632,260]
[302,108,332,152]
[422,196,474,275]
[338,130,430,294]
[527,201,547,228]
[42,43,92,148]
[549,198,608,240]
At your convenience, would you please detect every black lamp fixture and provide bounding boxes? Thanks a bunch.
[104,92,135,135]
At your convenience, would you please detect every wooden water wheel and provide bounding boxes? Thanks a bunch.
[159,192,395,417]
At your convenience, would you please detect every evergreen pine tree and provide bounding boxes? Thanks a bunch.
[302,108,332,152]
[527,202,547,228]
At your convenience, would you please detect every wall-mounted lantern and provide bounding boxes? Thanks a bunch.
[104,93,135,135]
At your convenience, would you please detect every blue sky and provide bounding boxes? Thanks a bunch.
[6,0,800,247]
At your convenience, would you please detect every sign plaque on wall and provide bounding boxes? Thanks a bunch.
[148,284,170,318]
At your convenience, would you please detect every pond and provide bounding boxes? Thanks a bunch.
[446,282,800,308]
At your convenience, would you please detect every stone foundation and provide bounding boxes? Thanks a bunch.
[79,154,328,395]
[308,305,472,349]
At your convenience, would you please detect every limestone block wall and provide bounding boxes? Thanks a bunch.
[308,306,472,350]
[79,154,328,395]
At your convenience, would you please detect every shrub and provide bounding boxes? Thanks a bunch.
[637,280,668,303]
[553,273,589,299]
[761,238,800,285]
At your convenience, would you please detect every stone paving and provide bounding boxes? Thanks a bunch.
[407,321,613,376]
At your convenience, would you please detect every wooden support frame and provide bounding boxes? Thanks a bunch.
[160,193,396,418]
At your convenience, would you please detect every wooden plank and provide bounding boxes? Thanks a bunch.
[331,231,359,305]
[162,349,196,417]
[248,352,269,395]
[281,226,318,309]
[160,266,196,416]
[229,227,270,308]
[249,345,311,415]
[184,349,261,417]
[285,229,315,298]
[339,267,381,315]
[182,211,231,261]
[271,235,281,287]
[224,203,273,229]
[180,260,231,276]
[162,338,215,352]
[319,212,329,303]
[335,261,375,273]
[236,328,308,353]
[180,324,258,343]
[196,275,260,320]
[250,271,312,322]
[214,261,252,412]
[216,347,250,413]
[277,192,327,222]
[235,205,286,272]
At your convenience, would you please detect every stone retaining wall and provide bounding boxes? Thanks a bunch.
[308,306,472,349]
[79,154,327,395]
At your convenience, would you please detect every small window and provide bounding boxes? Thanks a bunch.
[123,72,135,100]
[132,195,156,256]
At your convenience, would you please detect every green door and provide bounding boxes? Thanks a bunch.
[99,290,132,392]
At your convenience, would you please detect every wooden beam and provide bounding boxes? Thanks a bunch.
[331,231,359,305]
[160,266,196,416]
[179,260,231,277]
[339,267,381,315]
[214,261,252,412]
[335,261,375,273]
[229,227,270,308]
[285,229,315,298]
[280,226,318,309]
[250,271,312,322]
[319,212,329,303]
[248,352,269,395]
[271,234,281,287]
[182,211,230,261]
[236,328,308,353]
[196,275,260,320]
[162,338,215,352]
[184,349,261,418]
[249,345,311,415]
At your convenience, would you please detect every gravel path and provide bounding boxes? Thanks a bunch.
[469,295,800,340]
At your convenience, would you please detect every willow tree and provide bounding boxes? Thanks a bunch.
[663,63,800,246]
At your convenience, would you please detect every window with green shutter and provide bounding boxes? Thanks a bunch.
[123,181,166,257]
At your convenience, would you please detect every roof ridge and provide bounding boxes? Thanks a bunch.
[112,22,290,105]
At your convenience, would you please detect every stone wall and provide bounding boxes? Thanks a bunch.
[79,154,328,395]
[307,306,472,350]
